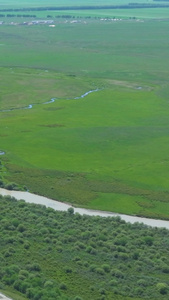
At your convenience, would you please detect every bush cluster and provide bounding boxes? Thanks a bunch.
[0,195,169,299]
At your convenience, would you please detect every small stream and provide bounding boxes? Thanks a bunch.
[0,89,100,113]
[0,87,169,229]
[0,188,169,229]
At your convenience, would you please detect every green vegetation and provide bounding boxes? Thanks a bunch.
[1,3,169,300]
[1,0,169,19]
[0,1,169,219]
[1,11,169,218]
[1,195,169,299]
[0,0,156,9]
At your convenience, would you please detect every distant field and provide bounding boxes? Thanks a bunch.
[1,0,169,19]
[51,7,169,18]
[0,0,156,9]
[1,21,169,82]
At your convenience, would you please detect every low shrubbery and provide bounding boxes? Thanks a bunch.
[0,195,169,299]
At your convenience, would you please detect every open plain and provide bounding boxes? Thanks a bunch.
[1,14,169,219]
[1,1,169,300]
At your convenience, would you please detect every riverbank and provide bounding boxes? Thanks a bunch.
[0,187,169,229]
[0,293,13,300]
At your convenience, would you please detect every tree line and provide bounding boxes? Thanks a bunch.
[1,3,169,12]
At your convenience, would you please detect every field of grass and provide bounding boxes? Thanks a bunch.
[2,8,169,20]
[1,11,169,219]
[1,0,169,20]
[1,3,169,300]
[53,8,169,19]
[0,0,156,9]
[1,21,169,81]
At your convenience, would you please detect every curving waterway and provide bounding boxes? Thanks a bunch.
[0,187,169,229]
[0,89,100,112]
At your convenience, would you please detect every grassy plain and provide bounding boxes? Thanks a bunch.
[1,13,169,219]
[0,0,156,9]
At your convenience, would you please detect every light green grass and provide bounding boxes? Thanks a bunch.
[0,0,155,9]
[89,192,169,219]
[1,19,169,218]
[88,193,144,214]
[1,75,169,218]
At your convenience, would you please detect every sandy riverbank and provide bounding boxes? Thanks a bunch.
[0,293,13,300]
[0,188,169,229]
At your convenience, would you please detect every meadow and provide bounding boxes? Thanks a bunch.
[0,0,158,9]
[1,6,169,219]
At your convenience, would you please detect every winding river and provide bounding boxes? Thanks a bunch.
[0,187,169,229]
[0,89,100,112]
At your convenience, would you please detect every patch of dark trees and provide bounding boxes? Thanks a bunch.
[0,14,36,17]
[1,3,169,12]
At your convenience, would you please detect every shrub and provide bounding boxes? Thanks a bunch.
[89,264,97,272]
[59,282,67,290]
[64,267,72,273]
[67,207,74,215]
[24,241,30,249]
[5,182,18,191]
[109,279,118,286]
[99,288,106,295]
[95,268,104,275]
[27,263,41,272]
[111,269,124,278]
[44,280,54,288]
[144,236,154,246]
[17,224,26,232]
[101,264,110,273]
[137,279,147,287]
[156,283,168,295]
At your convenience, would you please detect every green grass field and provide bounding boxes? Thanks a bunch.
[1,0,169,19]
[1,6,169,219]
[0,0,156,9]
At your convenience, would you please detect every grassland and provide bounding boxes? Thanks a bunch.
[51,8,169,19]
[1,7,169,219]
[1,3,169,300]
[1,0,169,19]
[0,0,156,9]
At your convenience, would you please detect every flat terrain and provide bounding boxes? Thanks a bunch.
[0,0,157,9]
[1,3,169,300]
[1,6,169,219]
